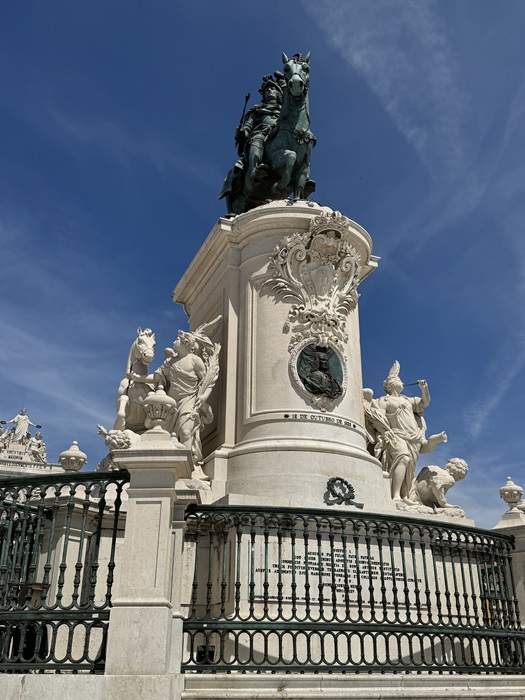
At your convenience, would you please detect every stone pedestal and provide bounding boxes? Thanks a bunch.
[173,201,393,512]
[493,510,525,622]
[104,428,198,676]
[182,673,525,699]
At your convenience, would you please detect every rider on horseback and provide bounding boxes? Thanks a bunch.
[237,73,285,184]
[219,71,285,215]
[219,53,316,216]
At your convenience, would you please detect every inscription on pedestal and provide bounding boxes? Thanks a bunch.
[254,543,422,604]
[282,414,357,429]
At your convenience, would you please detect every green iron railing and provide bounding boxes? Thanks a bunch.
[182,505,525,674]
[0,470,130,673]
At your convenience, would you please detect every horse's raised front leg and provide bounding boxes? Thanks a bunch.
[272,149,297,194]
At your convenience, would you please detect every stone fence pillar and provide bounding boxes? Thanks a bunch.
[493,477,525,624]
[104,429,197,678]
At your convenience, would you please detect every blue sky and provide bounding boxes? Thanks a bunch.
[1,1,524,527]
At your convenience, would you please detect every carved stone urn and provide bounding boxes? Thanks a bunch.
[141,389,178,432]
[59,441,88,472]
[499,476,524,512]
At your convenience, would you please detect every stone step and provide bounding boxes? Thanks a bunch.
[182,673,525,700]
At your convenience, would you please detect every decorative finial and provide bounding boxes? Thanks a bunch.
[59,441,88,472]
[499,476,524,511]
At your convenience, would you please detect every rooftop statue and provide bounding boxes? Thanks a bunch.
[27,432,47,464]
[0,408,47,464]
[364,362,447,506]
[5,408,38,444]
[219,52,316,216]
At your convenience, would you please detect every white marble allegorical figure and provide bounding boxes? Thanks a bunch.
[5,408,37,443]
[154,317,222,480]
[27,432,47,463]
[414,458,468,511]
[364,361,447,506]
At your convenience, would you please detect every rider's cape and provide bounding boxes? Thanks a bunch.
[218,158,244,200]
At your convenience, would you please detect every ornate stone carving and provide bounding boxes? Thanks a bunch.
[411,458,468,518]
[27,432,47,463]
[500,477,524,511]
[4,408,39,443]
[141,388,178,432]
[0,409,47,464]
[113,328,156,433]
[324,477,364,508]
[98,425,132,451]
[364,362,447,506]
[262,211,362,351]
[59,441,88,472]
[102,319,222,482]
[154,316,222,480]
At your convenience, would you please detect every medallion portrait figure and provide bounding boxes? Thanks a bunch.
[297,345,343,399]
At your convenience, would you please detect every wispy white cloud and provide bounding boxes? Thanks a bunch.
[300,0,468,177]
[379,173,487,257]
[452,445,525,527]
[48,107,221,186]
[0,202,178,464]
[369,70,525,257]
[463,332,525,440]
[0,318,114,422]
[500,68,525,153]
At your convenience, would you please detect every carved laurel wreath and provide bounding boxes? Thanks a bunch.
[324,477,364,508]
[261,211,362,352]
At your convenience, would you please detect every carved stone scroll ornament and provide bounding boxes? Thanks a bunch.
[262,211,362,352]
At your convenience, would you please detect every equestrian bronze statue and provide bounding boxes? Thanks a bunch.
[219,52,316,216]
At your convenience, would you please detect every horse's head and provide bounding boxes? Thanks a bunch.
[134,327,156,365]
[282,52,310,98]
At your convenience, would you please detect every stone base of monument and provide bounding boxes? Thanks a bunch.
[210,443,392,511]
[0,675,178,700]
[183,674,525,700]
[172,201,395,513]
[1,673,525,700]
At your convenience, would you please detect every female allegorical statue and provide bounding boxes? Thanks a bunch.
[364,361,447,505]
[5,409,37,443]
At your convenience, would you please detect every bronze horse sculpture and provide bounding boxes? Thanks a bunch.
[220,52,316,216]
